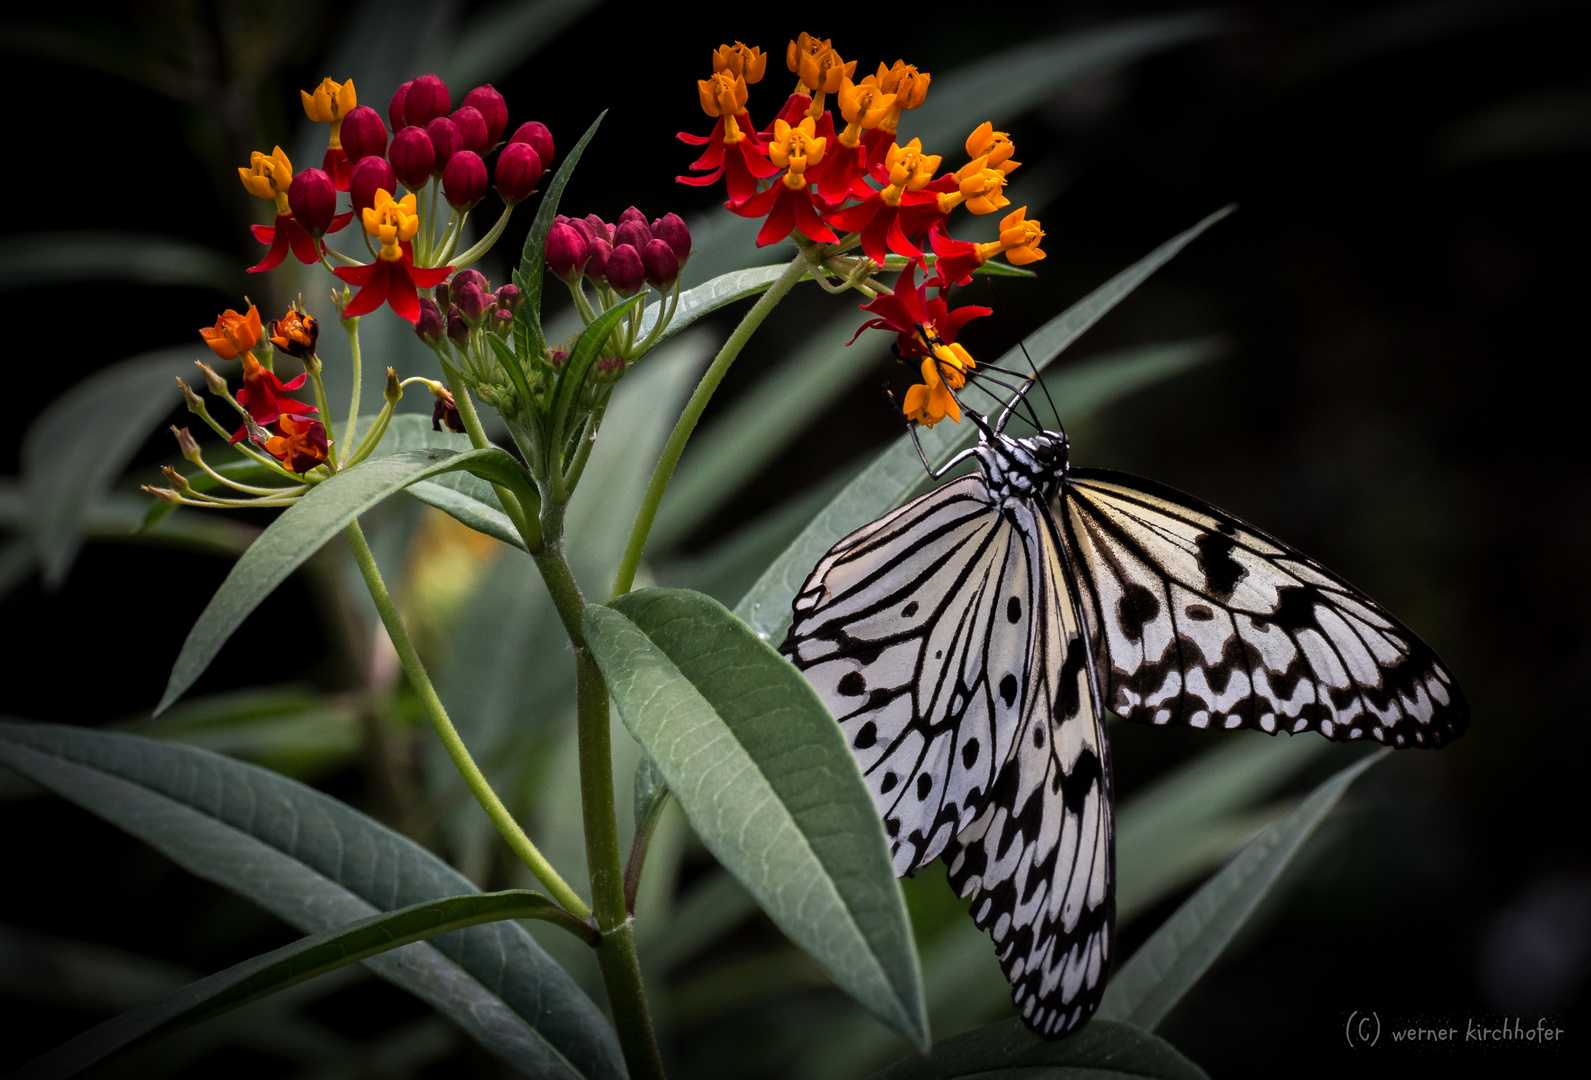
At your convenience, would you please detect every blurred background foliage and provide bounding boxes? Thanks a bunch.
[1,0,1588,1076]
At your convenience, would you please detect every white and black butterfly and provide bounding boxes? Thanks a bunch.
[781,377,1467,1039]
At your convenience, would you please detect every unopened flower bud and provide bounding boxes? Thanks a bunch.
[458,281,491,324]
[385,366,403,403]
[287,168,338,235]
[606,243,644,296]
[462,85,508,147]
[651,213,692,263]
[545,222,588,280]
[171,425,202,462]
[492,308,514,333]
[389,79,414,131]
[585,237,612,283]
[449,269,489,303]
[177,377,206,413]
[642,238,680,288]
[442,150,487,210]
[508,121,555,170]
[349,156,397,213]
[584,214,614,242]
[547,347,568,368]
[451,105,488,154]
[619,206,647,225]
[614,219,652,251]
[493,143,543,205]
[390,126,435,190]
[565,217,596,247]
[414,297,444,345]
[495,284,522,312]
[447,307,469,345]
[341,106,388,162]
[426,116,462,174]
[144,485,182,505]
[162,465,193,493]
[195,361,228,395]
[404,74,451,128]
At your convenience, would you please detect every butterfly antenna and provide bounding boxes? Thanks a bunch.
[1016,338,1063,434]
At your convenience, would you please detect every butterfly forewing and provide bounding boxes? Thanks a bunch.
[1060,468,1468,747]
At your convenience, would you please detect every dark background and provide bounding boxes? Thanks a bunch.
[2,0,1588,1076]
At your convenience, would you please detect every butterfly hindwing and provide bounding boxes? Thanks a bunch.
[1060,468,1468,748]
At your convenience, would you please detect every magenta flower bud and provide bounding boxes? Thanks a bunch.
[349,156,398,213]
[651,213,692,263]
[606,244,644,296]
[545,222,588,280]
[462,85,508,147]
[495,284,522,312]
[565,217,596,248]
[619,206,647,226]
[341,106,388,162]
[389,126,435,190]
[547,347,568,368]
[451,105,488,154]
[492,308,514,332]
[584,214,614,242]
[508,121,555,170]
[404,74,451,128]
[642,238,681,288]
[614,219,652,251]
[287,167,337,235]
[442,151,487,210]
[447,306,469,345]
[449,269,489,305]
[389,79,413,131]
[585,237,612,283]
[493,142,543,205]
[425,117,462,175]
[458,281,491,324]
[414,297,444,346]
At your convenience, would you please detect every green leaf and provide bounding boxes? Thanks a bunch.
[13,890,589,1080]
[22,347,203,584]
[0,721,624,1079]
[517,111,605,359]
[634,263,791,346]
[0,232,243,293]
[548,293,644,449]
[732,207,1233,644]
[584,589,928,1048]
[1096,750,1387,1031]
[367,413,525,549]
[440,0,603,88]
[869,1017,1208,1080]
[157,447,531,714]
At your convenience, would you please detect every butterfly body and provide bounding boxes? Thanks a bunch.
[782,411,1466,1038]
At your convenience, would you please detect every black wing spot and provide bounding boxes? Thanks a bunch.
[1033,724,1045,748]
[962,738,980,768]
[880,771,898,793]
[999,673,1018,708]
[917,773,933,800]
[838,671,866,696]
[1196,530,1246,598]
[1007,596,1022,623]
[853,721,877,749]
[1186,603,1214,621]
[935,649,944,659]
[1272,585,1319,631]
[886,817,900,837]
[1118,583,1160,642]
[902,601,920,618]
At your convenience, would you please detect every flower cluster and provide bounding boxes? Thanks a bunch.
[679,36,1047,426]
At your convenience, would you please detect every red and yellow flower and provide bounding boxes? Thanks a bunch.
[264,413,330,473]
[678,68,780,204]
[927,206,1046,286]
[332,189,452,325]
[731,116,836,246]
[826,138,947,267]
[302,76,359,189]
[854,265,992,427]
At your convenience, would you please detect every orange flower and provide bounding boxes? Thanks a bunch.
[265,414,330,474]
[200,306,264,361]
[270,304,319,358]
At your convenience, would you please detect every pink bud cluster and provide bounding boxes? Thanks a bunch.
[414,269,522,346]
[336,74,555,217]
[545,209,692,294]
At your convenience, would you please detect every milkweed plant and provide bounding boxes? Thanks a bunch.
[1,26,1386,1080]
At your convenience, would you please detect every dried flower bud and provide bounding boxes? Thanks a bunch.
[614,219,652,251]
[349,156,397,214]
[195,360,229,395]
[171,425,202,462]
[404,74,451,128]
[341,105,388,162]
[389,80,413,131]
[177,377,206,413]
[443,151,487,210]
[287,168,337,235]
[390,126,435,190]
[161,465,193,494]
[447,307,469,345]
[606,243,644,296]
[457,280,491,324]
[642,238,681,288]
[451,105,488,154]
[143,485,182,505]
[431,384,464,432]
[545,222,589,280]
[508,121,555,170]
[494,142,543,204]
[384,366,402,403]
[650,213,692,263]
[585,237,612,284]
[462,85,508,147]
[414,297,444,346]
[270,304,319,358]
[425,116,462,174]
[495,284,522,312]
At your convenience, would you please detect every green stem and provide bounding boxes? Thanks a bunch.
[304,358,338,472]
[341,317,363,466]
[343,518,589,920]
[439,365,543,551]
[610,252,810,597]
[450,203,515,269]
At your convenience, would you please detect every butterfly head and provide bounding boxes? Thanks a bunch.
[977,426,1070,506]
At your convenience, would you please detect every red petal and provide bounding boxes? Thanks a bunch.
[793,191,838,244]
[939,304,993,342]
[341,262,391,317]
[730,183,782,219]
[407,262,453,288]
[385,264,421,324]
[327,210,355,234]
[755,189,796,247]
[826,196,880,233]
[286,217,321,265]
[676,168,725,187]
[677,130,712,146]
[276,372,309,391]
[250,223,276,242]
[334,262,380,285]
[247,227,290,273]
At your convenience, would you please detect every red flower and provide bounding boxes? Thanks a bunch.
[249,210,353,273]
[265,414,330,473]
[729,114,836,246]
[333,242,452,325]
[678,112,780,204]
[230,352,318,443]
[825,139,952,267]
[853,263,991,358]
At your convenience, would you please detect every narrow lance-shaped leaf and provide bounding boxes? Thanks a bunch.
[869,1017,1209,1080]
[157,447,533,714]
[516,111,605,359]
[1096,750,1388,1030]
[14,890,594,1080]
[583,588,929,1049]
[735,207,1234,643]
[0,721,624,1079]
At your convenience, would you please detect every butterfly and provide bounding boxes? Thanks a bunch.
[780,373,1468,1039]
